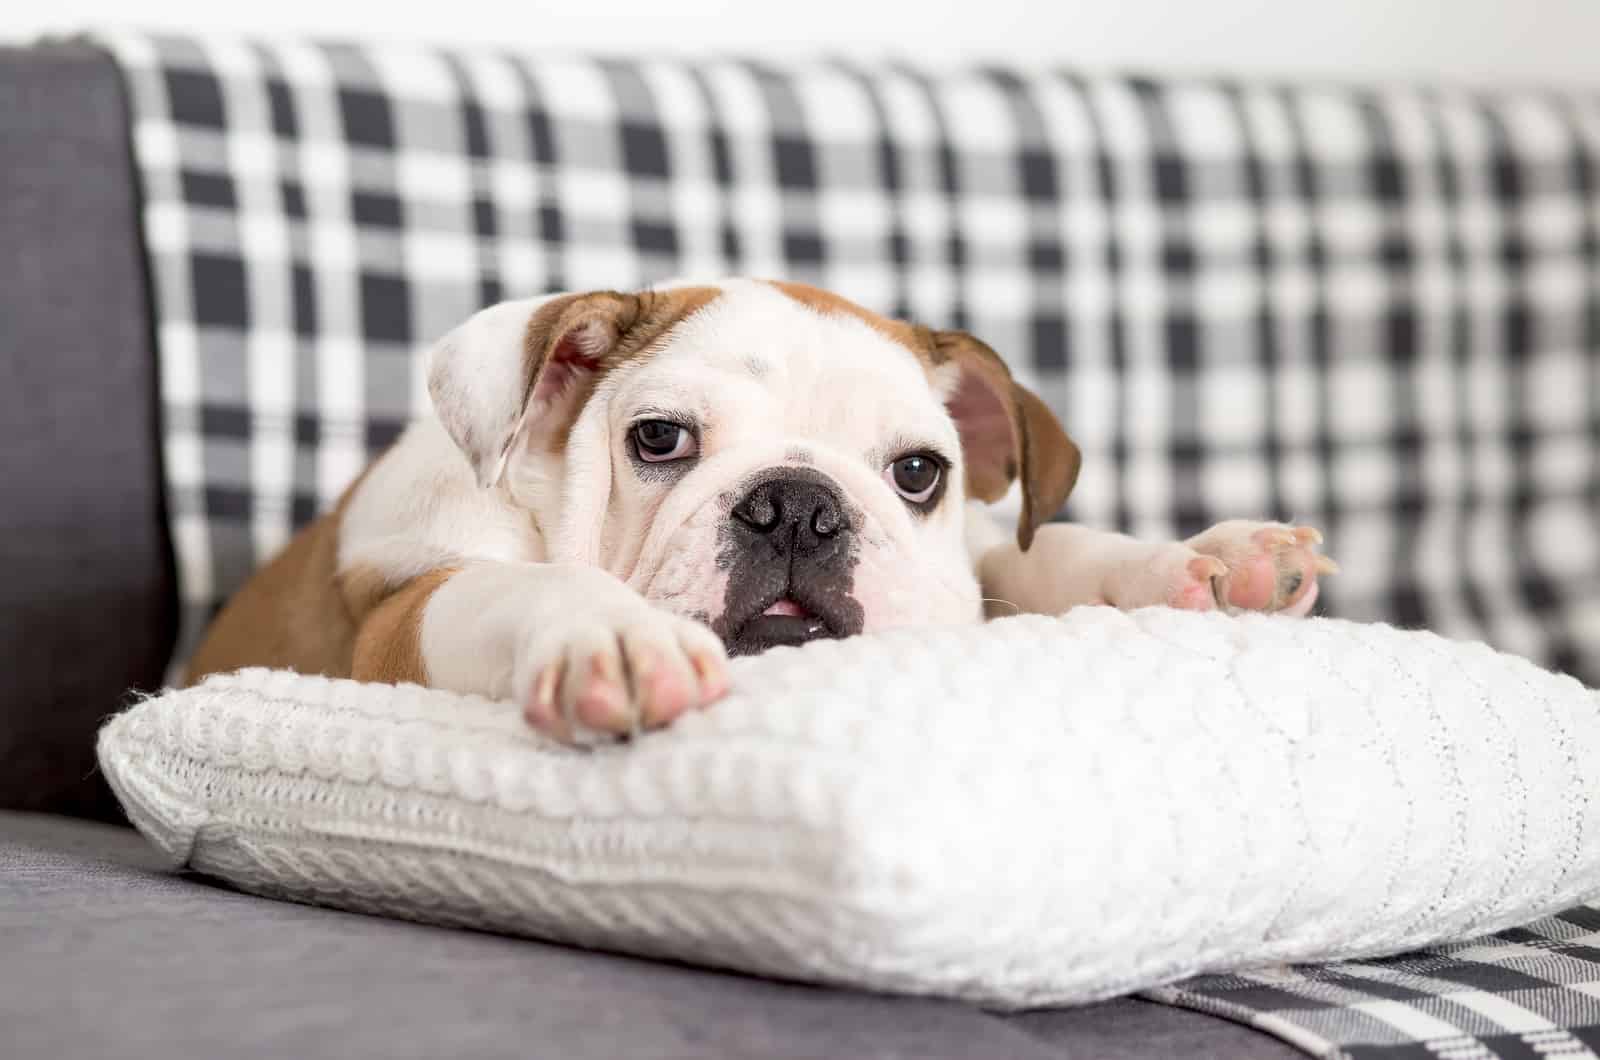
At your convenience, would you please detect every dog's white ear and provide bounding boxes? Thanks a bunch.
[930,330,1081,551]
[427,290,663,488]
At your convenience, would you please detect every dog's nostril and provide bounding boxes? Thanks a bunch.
[811,506,840,538]
[732,489,781,533]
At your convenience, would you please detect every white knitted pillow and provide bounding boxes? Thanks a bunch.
[98,608,1600,1008]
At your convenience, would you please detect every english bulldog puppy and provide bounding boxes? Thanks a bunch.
[188,279,1335,743]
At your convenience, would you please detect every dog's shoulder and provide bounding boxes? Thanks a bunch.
[184,417,542,686]
[338,417,544,599]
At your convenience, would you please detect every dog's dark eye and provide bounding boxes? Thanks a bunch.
[631,420,697,462]
[885,453,942,504]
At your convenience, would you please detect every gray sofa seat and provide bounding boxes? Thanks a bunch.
[0,810,1296,1059]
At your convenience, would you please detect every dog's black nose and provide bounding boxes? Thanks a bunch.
[730,475,849,551]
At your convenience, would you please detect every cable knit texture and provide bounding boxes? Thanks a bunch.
[97,608,1600,1008]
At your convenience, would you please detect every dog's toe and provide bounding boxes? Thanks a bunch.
[1187,520,1336,616]
[1165,554,1226,611]
[571,654,630,732]
[516,610,731,746]
[523,659,574,742]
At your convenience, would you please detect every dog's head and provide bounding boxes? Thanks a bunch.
[427,279,1079,655]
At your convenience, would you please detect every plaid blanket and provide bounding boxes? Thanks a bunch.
[1152,905,1600,1059]
[102,33,1600,685]
[101,31,1600,1058]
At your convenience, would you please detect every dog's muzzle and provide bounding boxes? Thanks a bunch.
[714,470,865,655]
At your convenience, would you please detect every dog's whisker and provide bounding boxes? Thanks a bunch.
[982,596,1021,616]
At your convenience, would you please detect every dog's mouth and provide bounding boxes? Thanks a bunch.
[762,597,812,619]
[721,588,853,656]
[738,597,830,650]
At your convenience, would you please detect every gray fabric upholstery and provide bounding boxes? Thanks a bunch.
[0,810,1298,1059]
[0,42,176,820]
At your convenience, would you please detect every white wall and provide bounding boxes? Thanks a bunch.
[10,0,1600,87]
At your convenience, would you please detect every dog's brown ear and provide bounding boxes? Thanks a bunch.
[931,330,1081,550]
[428,289,715,487]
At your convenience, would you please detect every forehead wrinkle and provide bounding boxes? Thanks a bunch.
[612,373,703,419]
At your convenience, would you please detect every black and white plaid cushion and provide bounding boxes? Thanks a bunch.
[96,30,1600,1057]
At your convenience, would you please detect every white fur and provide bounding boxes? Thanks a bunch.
[338,417,540,587]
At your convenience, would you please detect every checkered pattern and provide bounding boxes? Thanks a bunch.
[102,34,1600,684]
[1150,904,1600,1059]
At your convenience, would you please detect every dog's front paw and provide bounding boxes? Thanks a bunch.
[513,603,730,745]
[1180,520,1337,616]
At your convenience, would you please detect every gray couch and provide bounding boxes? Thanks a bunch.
[0,42,1296,1059]
[4,811,1297,1059]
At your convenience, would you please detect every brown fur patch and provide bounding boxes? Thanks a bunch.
[185,484,458,688]
[184,475,372,686]
[349,568,457,686]
[765,280,937,365]
[335,562,396,624]
[520,286,724,451]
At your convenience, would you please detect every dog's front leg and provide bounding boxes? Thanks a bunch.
[350,561,729,743]
[973,512,1335,618]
